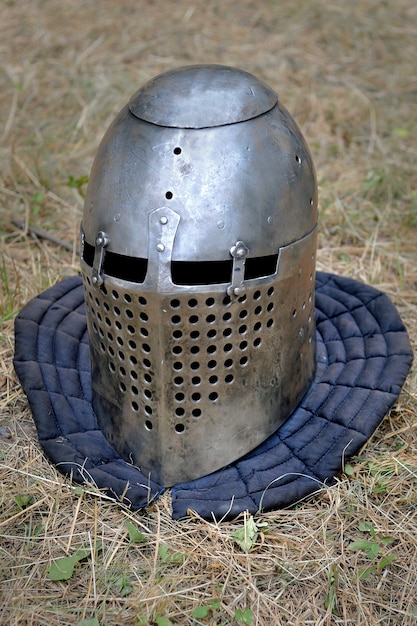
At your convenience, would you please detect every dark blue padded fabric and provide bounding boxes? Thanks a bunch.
[14,272,413,520]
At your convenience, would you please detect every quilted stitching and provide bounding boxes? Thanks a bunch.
[13,272,413,520]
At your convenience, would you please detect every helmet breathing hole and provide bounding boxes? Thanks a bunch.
[192,409,201,418]
[165,191,173,200]
[145,420,153,430]
[209,392,218,401]
[175,423,185,433]
[173,147,182,155]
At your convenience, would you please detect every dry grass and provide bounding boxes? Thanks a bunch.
[1,0,416,624]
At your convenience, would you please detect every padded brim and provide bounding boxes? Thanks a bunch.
[14,272,413,520]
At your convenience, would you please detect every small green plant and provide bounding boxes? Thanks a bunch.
[324,563,339,615]
[125,519,147,544]
[234,607,253,625]
[158,544,185,565]
[155,618,174,626]
[348,521,395,579]
[112,574,133,597]
[14,493,35,510]
[191,599,221,619]
[30,191,45,217]
[47,542,102,581]
[67,174,89,197]
[231,514,268,553]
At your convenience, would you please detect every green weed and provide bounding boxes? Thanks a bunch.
[348,521,395,580]
[231,514,268,553]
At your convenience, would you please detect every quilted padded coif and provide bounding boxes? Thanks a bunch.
[14,272,413,520]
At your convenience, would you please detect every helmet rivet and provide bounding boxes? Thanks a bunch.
[156,243,165,252]
[160,216,168,225]
[95,235,104,246]
[91,275,98,284]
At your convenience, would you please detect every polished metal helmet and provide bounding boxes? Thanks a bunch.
[80,64,318,487]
